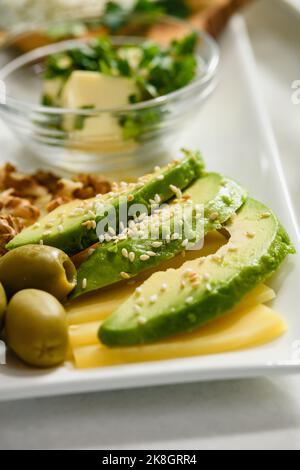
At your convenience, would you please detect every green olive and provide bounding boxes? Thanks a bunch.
[6,289,68,368]
[0,245,77,300]
[0,282,7,331]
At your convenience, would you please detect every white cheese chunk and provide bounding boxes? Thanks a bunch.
[61,70,137,109]
[60,70,138,144]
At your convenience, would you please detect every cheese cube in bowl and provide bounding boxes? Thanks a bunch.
[0,25,219,177]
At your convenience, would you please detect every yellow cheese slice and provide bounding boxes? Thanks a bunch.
[69,321,101,349]
[72,304,287,369]
[66,284,138,326]
[67,230,282,369]
[66,276,274,326]
[68,283,276,348]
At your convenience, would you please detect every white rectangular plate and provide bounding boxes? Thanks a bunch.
[0,15,299,402]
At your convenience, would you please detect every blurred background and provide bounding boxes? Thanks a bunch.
[0,0,300,191]
[0,0,251,43]
[0,0,298,209]
[0,1,251,174]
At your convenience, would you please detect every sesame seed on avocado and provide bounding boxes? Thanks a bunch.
[99,198,295,347]
[71,173,247,298]
[6,150,204,256]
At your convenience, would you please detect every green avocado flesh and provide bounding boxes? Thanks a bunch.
[99,198,295,347]
[6,151,204,256]
[72,173,247,298]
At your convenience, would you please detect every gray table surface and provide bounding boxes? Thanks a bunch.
[1,0,300,450]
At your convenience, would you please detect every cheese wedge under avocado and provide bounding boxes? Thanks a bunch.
[7,151,204,256]
[68,285,277,348]
[67,230,227,325]
[73,305,287,368]
[99,198,295,347]
[72,173,247,298]
[67,283,276,328]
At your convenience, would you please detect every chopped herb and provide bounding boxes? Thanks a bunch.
[159,0,190,19]
[120,108,165,141]
[44,33,198,101]
[102,0,163,32]
[42,25,198,140]
[74,106,95,131]
[41,94,55,107]
[102,0,191,32]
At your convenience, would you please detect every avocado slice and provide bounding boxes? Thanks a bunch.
[6,151,204,256]
[99,198,295,347]
[72,173,247,298]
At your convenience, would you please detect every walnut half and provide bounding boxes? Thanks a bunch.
[0,190,40,227]
[0,163,112,253]
[0,214,24,255]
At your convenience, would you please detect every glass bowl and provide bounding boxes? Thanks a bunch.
[0,17,219,178]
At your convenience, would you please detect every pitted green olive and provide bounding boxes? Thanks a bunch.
[0,282,7,331]
[6,289,68,368]
[0,245,77,300]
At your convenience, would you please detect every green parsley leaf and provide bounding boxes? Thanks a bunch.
[74,106,95,131]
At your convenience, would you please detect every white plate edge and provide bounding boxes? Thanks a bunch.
[232,16,300,247]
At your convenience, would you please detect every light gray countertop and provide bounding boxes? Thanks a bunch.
[0,0,300,450]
